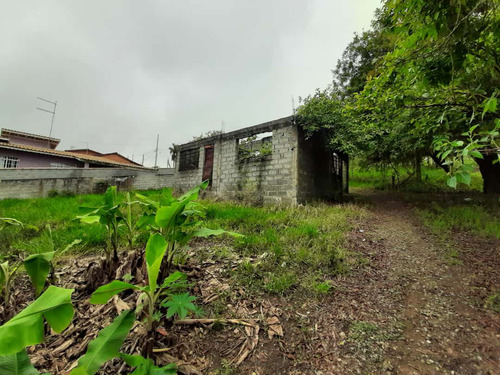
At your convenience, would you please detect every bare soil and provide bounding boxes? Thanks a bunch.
[2,191,498,374]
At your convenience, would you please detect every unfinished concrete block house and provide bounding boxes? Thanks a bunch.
[173,116,348,204]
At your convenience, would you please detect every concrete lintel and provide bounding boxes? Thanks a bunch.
[177,116,295,151]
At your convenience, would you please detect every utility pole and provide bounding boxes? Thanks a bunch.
[154,134,159,168]
[141,154,145,166]
[36,97,57,148]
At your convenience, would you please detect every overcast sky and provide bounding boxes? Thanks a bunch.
[0,0,380,167]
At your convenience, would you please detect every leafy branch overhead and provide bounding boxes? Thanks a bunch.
[298,0,500,194]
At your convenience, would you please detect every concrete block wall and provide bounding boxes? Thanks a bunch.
[296,128,340,203]
[174,146,205,191]
[170,116,342,205]
[0,168,174,199]
[212,125,299,204]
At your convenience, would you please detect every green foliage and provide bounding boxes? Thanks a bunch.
[418,203,500,239]
[162,293,197,319]
[298,0,500,193]
[0,261,19,310]
[485,293,500,313]
[139,181,240,271]
[122,192,141,247]
[71,310,136,375]
[0,286,74,355]
[91,182,220,342]
[312,280,332,295]
[91,234,197,334]
[144,233,169,293]
[0,349,39,375]
[0,194,106,254]
[237,136,273,161]
[0,217,24,229]
[77,186,123,260]
[213,359,237,375]
[201,201,366,295]
[349,321,379,342]
[121,354,177,374]
[23,252,55,297]
[433,122,500,188]
[350,164,483,192]
[265,272,297,294]
[90,280,140,304]
[358,0,500,191]
[22,224,82,297]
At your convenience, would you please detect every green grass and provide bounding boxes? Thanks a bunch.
[350,165,482,192]
[0,194,109,255]
[417,203,500,239]
[0,190,369,297]
[485,293,500,313]
[200,201,368,295]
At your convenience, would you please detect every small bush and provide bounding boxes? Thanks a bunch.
[313,280,332,294]
[47,190,59,198]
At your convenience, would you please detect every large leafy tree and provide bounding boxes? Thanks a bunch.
[298,9,432,174]
[299,0,500,193]
[359,0,499,193]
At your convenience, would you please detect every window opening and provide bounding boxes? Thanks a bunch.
[178,148,200,171]
[237,131,273,160]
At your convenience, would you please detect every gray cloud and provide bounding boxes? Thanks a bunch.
[0,0,380,166]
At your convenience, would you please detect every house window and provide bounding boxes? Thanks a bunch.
[0,156,19,168]
[178,148,200,171]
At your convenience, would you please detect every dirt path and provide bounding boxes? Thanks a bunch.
[356,191,499,374]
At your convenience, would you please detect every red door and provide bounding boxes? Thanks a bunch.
[202,145,214,185]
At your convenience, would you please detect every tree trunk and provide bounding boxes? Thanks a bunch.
[475,154,500,194]
[415,154,422,182]
[430,153,450,173]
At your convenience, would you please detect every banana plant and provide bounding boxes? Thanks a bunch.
[122,192,142,248]
[90,235,197,336]
[77,186,123,261]
[72,310,177,374]
[0,349,39,375]
[24,225,82,298]
[0,286,74,356]
[70,310,136,375]
[138,181,242,271]
[134,188,176,232]
[0,309,177,375]
[0,261,20,315]
[24,252,55,298]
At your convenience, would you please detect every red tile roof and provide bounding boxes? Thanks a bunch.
[1,128,60,146]
[0,142,150,169]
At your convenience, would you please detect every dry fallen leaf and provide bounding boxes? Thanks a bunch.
[266,316,284,339]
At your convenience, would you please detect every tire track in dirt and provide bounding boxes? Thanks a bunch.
[365,191,499,375]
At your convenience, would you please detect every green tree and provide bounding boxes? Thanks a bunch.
[298,0,499,192]
[357,0,500,193]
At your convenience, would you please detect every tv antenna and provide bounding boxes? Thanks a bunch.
[36,97,57,147]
